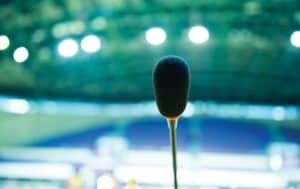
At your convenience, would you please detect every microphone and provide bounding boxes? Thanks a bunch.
[152,55,190,189]
[153,55,190,118]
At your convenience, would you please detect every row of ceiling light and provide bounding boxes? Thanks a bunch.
[0,26,299,63]
[57,25,210,58]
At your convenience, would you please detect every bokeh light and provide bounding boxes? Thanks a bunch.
[272,107,285,121]
[0,35,10,50]
[290,31,300,47]
[4,99,30,114]
[13,47,29,63]
[269,154,283,171]
[57,38,79,58]
[81,34,101,53]
[145,27,166,46]
[188,25,210,44]
[97,174,115,189]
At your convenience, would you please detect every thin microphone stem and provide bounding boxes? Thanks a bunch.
[167,118,178,189]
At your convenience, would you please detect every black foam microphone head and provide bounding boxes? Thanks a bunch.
[153,55,190,118]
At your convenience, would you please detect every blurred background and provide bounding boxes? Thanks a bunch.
[0,0,300,188]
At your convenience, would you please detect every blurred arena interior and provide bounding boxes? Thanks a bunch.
[0,0,300,189]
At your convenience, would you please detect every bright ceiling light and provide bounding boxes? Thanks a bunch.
[0,35,10,50]
[290,31,300,48]
[81,34,101,53]
[57,38,79,58]
[13,47,29,63]
[145,27,166,46]
[188,25,210,44]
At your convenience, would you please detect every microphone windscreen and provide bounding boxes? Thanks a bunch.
[153,55,190,118]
